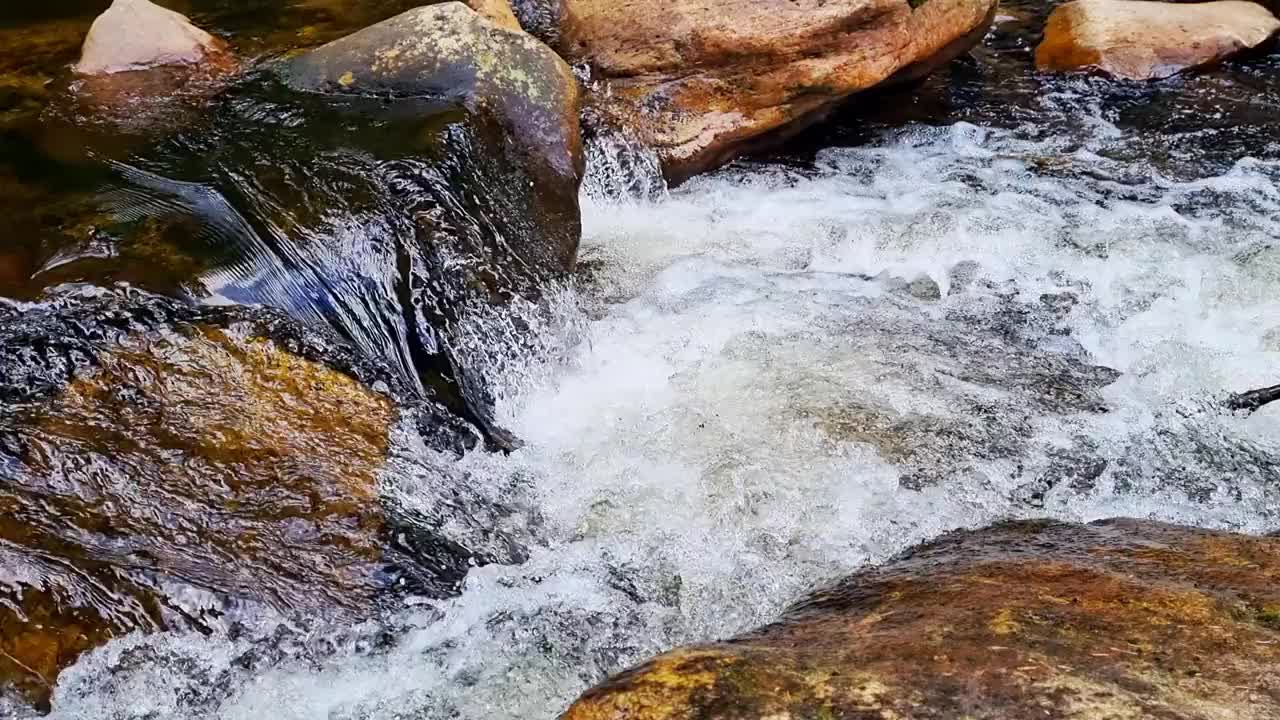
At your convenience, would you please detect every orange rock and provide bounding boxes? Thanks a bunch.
[563,519,1280,719]
[526,0,997,183]
[1036,0,1280,80]
[467,0,524,30]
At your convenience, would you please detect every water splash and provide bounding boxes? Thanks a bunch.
[31,113,1280,719]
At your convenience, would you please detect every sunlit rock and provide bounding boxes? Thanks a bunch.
[563,519,1280,720]
[467,0,524,30]
[514,0,997,183]
[74,0,230,76]
[63,0,238,130]
[282,1,583,271]
[1036,0,1280,81]
[0,289,485,709]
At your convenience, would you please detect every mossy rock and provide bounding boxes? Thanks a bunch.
[564,519,1280,720]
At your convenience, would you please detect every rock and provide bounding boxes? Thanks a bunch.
[564,519,1280,720]
[467,0,524,30]
[65,0,238,129]
[570,517,1280,712]
[0,289,488,708]
[73,0,231,76]
[1264,325,1280,351]
[281,1,583,270]
[1036,0,1280,81]
[907,274,942,301]
[519,0,997,183]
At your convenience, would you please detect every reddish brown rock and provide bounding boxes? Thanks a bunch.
[1036,0,1280,81]
[563,519,1280,720]
[519,0,997,183]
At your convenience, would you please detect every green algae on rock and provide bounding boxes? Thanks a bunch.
[563,519,1280,720]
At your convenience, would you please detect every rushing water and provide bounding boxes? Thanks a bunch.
[3,1,1280,718]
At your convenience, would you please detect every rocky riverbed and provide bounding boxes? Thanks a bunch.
[1,0,1278,718]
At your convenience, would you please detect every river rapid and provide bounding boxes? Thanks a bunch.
[5,2,1280,718]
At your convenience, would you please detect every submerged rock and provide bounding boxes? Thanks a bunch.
[0,288,489,708]
[281,1,583,270]
[517,0,996,183]
[1036,0,1280,80]
[563,518,1280,720]
[73,0,231,76]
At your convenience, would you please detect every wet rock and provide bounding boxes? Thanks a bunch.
[520,0,996,183]
[74,0,230,76]
[281,1,583,270]
[0,287,488,708]
[907,274,942,301]
[564,518,1280,720]
[1036,0,1280,81]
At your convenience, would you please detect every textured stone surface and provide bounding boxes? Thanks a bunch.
[74,0,230,75]
[521,0,996,183]
[1036,0,1280,80]
[564,519,1280,719]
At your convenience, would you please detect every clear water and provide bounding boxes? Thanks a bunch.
[5,2,1280,719]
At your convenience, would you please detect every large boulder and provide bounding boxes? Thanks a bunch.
[513,0,997,183]
[281,1,583,270]
[563,519,1280,719]
[1036,0,1280,81]
[73,0,232,76]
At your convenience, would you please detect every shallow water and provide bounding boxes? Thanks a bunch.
[4,1,1280,718]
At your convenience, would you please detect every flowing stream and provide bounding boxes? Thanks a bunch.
[3,3,1280,719]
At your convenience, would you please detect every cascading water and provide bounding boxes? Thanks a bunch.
[27,90,1280,718]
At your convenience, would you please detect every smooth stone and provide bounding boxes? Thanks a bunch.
[1036,0,1280,80]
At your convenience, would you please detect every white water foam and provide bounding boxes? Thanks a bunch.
[39,120,1280,720]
